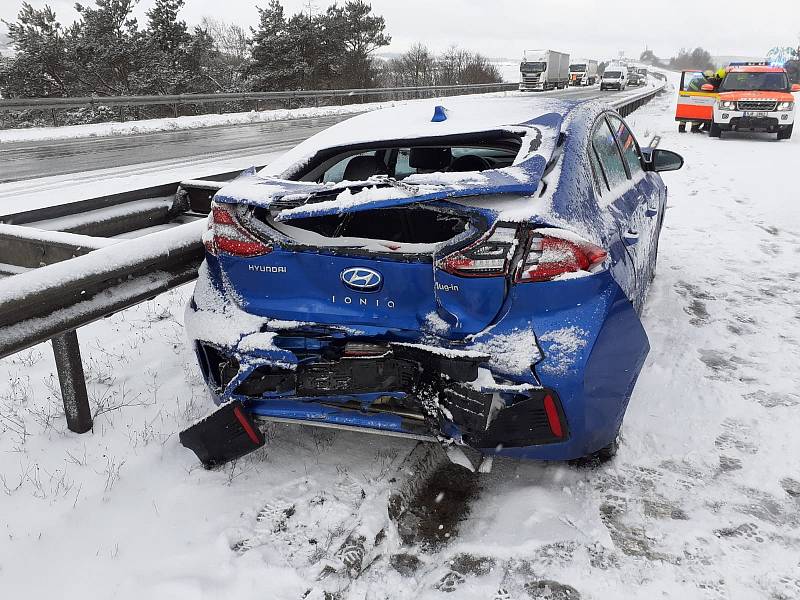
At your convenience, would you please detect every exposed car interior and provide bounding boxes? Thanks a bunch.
[292,132,524,184]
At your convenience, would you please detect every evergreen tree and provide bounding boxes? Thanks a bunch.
[0,3,70,97]
[67,0,148,95]
[326,1,390,87]
[249,1,296,90]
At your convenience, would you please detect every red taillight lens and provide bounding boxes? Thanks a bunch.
[437,226,518,277]
[516,229,607,283]
[204,203,272,257]
[543,394,564,439]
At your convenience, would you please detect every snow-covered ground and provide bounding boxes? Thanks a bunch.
[1,76,800,599]
[0,102,388,144]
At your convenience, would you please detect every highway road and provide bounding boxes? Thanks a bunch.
[0,87,628,184]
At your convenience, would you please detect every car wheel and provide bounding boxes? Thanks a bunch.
[570,437,619,468]
[778,125,793,140]
[709,123,722,138]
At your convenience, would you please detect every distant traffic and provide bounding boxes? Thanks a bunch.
[519,50,650,92]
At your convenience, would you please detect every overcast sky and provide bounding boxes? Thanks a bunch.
[2,0,798,60]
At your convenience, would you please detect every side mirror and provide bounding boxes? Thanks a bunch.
[792,84,800,92]
[649,149,684,173]
[701,83,715,92]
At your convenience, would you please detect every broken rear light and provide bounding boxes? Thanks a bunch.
[437,226,518,277]
[516,229,607,283]
[204,203,272,257]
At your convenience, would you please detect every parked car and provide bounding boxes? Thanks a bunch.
[181,97,684,468]
[601,67,627,91]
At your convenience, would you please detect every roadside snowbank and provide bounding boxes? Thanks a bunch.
[0,90,519,145]
[0,102,388,144]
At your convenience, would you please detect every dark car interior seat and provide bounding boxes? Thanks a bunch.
[343,155,389,181]
[409,147,453,172]
[448,154,492,172]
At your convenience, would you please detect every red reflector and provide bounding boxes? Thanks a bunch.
[233,406,261,445]
[543,394,564,439]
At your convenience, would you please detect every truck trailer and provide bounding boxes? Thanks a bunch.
[520,50,570,91]
[569,59,599,86]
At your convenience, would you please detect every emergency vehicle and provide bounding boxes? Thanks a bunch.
[709,65,799,140]
[675,70,718,132]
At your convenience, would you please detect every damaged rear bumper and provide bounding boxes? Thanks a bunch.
[182,268,650,467]
[183,326,570,466]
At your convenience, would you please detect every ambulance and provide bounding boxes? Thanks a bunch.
[709,65,799,140]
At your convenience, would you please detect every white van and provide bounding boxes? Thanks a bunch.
[600,67,627,91]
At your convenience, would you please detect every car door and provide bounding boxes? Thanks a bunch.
[607,114,663,293]
[588,114,640,304]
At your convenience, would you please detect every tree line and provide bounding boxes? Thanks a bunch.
[0,0,502,101]
[639,47,716,71]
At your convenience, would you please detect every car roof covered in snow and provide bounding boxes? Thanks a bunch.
[261,96,577,177]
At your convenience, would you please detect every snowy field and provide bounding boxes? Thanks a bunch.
[1,77,800,599]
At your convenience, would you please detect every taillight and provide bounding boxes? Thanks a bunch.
[204,203,272,257]
[516,229,607,283]
[437,226,518,277]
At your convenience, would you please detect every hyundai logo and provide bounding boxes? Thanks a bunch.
[341,267,383,292]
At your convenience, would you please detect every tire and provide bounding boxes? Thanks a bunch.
[778,125,793,140]
[709,122,722,138]
[678,122,687,133]
[570,437,619,468]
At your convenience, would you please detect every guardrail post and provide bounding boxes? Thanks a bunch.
[51,330,92,434]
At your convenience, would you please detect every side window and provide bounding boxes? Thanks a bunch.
[323,151,373,183]
[683,71,707,92]
[608,115,644,178]
[591,118,628,190]
[394,149,414,179]
[588,142,606,194]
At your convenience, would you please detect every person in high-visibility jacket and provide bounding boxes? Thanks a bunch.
[706,68,727,90]
[698,68,726,90]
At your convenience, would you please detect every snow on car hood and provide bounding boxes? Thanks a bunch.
[213,112,565,220]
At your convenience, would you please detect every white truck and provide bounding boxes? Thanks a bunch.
[568,59,599,86]
[520,50,570,91]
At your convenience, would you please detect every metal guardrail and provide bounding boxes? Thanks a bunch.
[0,82,666,434]
[0,82,519,113]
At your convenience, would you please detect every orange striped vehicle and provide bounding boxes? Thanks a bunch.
[675,70,719,132]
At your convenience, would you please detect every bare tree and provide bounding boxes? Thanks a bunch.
[200,17,249,62]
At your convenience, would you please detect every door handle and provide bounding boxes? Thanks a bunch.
[640,194,659,217]
[624,229,640,245]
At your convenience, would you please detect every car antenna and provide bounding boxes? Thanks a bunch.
[431,105,448,122]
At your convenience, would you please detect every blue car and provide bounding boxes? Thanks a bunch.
[180,97,683,468]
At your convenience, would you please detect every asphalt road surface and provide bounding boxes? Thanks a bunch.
[0,87,628,183]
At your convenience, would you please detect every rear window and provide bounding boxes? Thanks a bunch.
[293,133,524,184]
